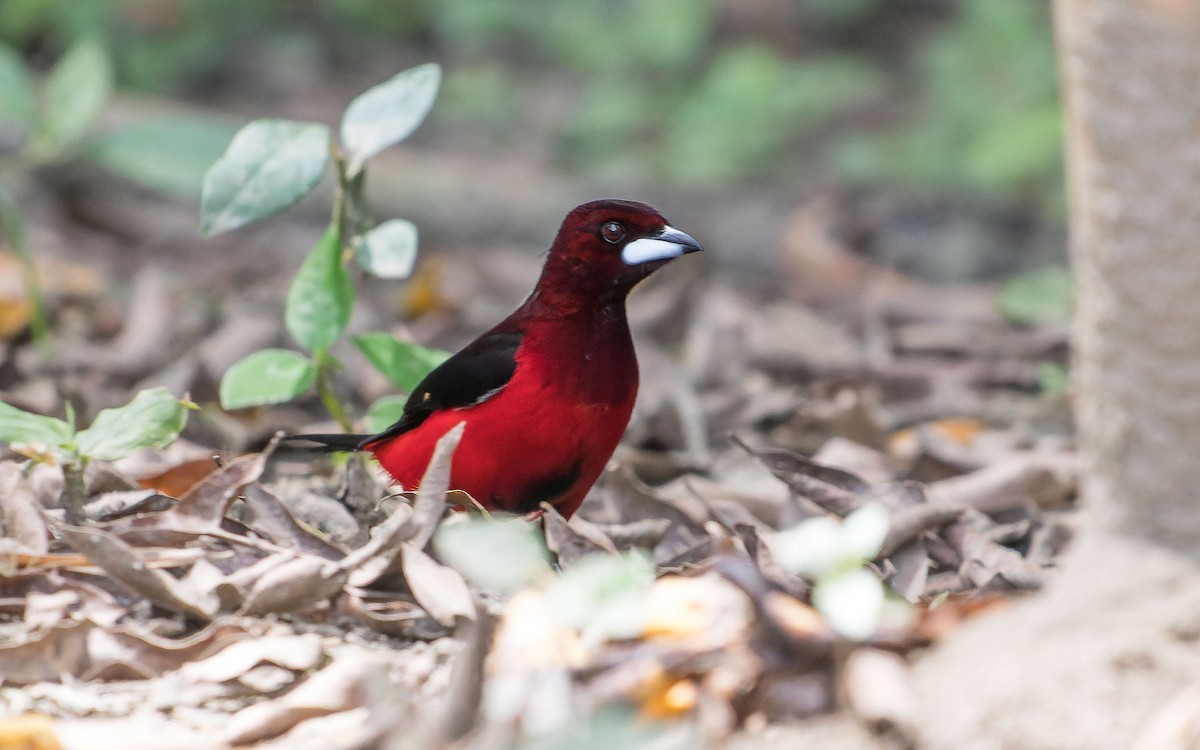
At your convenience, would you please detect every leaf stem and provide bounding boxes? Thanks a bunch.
[62,460,87,525]
[316,356,354,432]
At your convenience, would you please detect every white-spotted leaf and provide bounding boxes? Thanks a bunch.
[201,119,330,235]
[354,219,418,279]
[341,63,440,174]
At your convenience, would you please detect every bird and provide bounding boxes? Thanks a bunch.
[297,199,702,518]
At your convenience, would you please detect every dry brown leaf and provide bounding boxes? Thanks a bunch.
[926,450,1079,514]
[84,490,173,522]
[408,421,466,551]
[58,525,216,621]
[240,554,347,616]
[181,633,324,684]
[841,648,919,742]
[542,504,618,567]
[241,484,346,559]
[223,651,384,745]
[137,457,226,497]
[401,543,475,626]
[0,620,93,684]
[0,462,50,554]
[341,501,416,587]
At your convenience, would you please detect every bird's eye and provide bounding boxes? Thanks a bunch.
[600,221,626,244]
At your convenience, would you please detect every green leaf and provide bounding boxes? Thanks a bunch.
[86,118,241,199]
[546,552,654,639]
[841,502,889,561]
[75,387,189,462]
[997,265,1073,326]
[200,119,330,235]
[0,43,34,129]
[434,517,553,595]
[352,332,448,393]
[813,567,884,640]
[769,516,845,579]
[40,37,112,150]
[365,394,408,433]
[341,62,440,174]
[286,226,354,353]
[354,219,418,279]
[0,401,72,448]
[1038,362,1070,397]
[219,349,317,410]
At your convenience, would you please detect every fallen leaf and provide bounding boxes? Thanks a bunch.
[58,525,215,621]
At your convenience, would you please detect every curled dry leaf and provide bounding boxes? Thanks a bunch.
[841,648,919,742]
[84,490,174,522]
[542,504,617,568]
[926,450,1079,514]
[181,633,324,684]
[341,501,416,587]
[223,651,387,745]
[401,543,476,627]
[0,462,49,554]
[241,484,346,560]
[408,421,466,551]
[0,620,93,684]
[241,554,347,616]
[58,525,216,622]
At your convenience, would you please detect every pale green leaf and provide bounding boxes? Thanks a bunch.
[546,552,654,639]
[352,333,448,393]
[219,349,317,410]
[842,502,889,561]
[354,219,418,279]
[0,44,34,129]
[286,226,354,353]
[434,517,552,595]
[75,387,189,461]
[813,567,884,640]
[341,63,440,174]
[41,38,112,148]
[998,265,1073,326]
[365,394,408,434]
[87,118,240,199]
[201,119,330,235]
[0,401,72,448]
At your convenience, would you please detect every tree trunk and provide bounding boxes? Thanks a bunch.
[1057,0,1200,547]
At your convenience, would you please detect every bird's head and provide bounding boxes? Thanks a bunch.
[541,199,703,302]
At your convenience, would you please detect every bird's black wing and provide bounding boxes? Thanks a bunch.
[359,328,524,447]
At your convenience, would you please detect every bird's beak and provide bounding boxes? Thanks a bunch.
[621,225,703,265]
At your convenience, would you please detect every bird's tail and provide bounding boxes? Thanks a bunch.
[283,433,372,452]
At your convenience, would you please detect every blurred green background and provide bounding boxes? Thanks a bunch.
[0,0,1065,281]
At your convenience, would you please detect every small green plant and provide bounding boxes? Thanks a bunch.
[768,502,891,640]
[205,63,448,430]
[0,38,237,347]
[0,387,193,523]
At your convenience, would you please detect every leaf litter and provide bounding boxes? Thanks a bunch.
[0,200,1077,749]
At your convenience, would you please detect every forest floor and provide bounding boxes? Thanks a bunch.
[2,86,1190,749]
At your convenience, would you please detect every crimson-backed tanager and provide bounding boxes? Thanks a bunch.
[298,200,702,518]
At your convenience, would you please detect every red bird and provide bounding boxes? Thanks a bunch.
[302,200,701,518]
